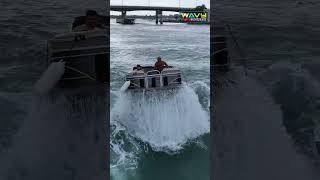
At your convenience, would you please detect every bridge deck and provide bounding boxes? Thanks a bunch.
[110,5,197,12]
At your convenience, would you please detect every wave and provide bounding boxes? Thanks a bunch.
[258,61,320,159]
[110,82,210,179]
[0,93,107,180]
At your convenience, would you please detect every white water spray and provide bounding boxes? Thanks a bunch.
[111,83,209,152]
[34,61,65,95]
[213,68,320,180]
[0,93,107,180]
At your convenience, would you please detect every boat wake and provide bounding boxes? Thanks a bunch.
[110,82,210,178]
[213,67,320,180]
[0,93,106,180]
[258,61,320,160]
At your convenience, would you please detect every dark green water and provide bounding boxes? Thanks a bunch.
[215,0,320,162]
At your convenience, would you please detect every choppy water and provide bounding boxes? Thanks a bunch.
[110,19,210,180]
[0,1,107,179]
[215,0,320,171]
[3,0,319,179]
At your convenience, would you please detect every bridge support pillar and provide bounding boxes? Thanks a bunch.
[159,11,163,24]
[121,11,127,19]
[155,10,159,24]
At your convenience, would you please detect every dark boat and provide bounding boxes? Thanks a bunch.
[116,18,135,24]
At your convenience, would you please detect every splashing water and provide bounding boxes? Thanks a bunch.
[112,83,209,152]
[0,92,107,179]
[110,83,210,179]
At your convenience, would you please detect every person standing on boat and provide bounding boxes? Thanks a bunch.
[154,57,168,72]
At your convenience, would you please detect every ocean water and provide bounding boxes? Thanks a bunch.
[110,19,210,180]
[3,0,319,179]
[214,0,320,175]
[0,0,107,179]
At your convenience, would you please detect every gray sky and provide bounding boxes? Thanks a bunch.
[110,0,210,15]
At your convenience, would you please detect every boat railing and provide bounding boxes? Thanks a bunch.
[145,70,162,88]
[212,24,248,74]
[146,70,161,75]
[127,68,181,89]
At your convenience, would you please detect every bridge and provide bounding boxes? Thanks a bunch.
[110,5,203,24]
[110,5,196,12]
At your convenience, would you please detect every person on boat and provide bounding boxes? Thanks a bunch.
[154,57,168,72]
[73,10,104,31]
[132,64,144,75]
[134,64,143,71]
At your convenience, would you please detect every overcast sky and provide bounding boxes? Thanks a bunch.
[110,0,210,15]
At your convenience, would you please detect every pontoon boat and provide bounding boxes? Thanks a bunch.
[121,66,182,91]
[36,14,109,94]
